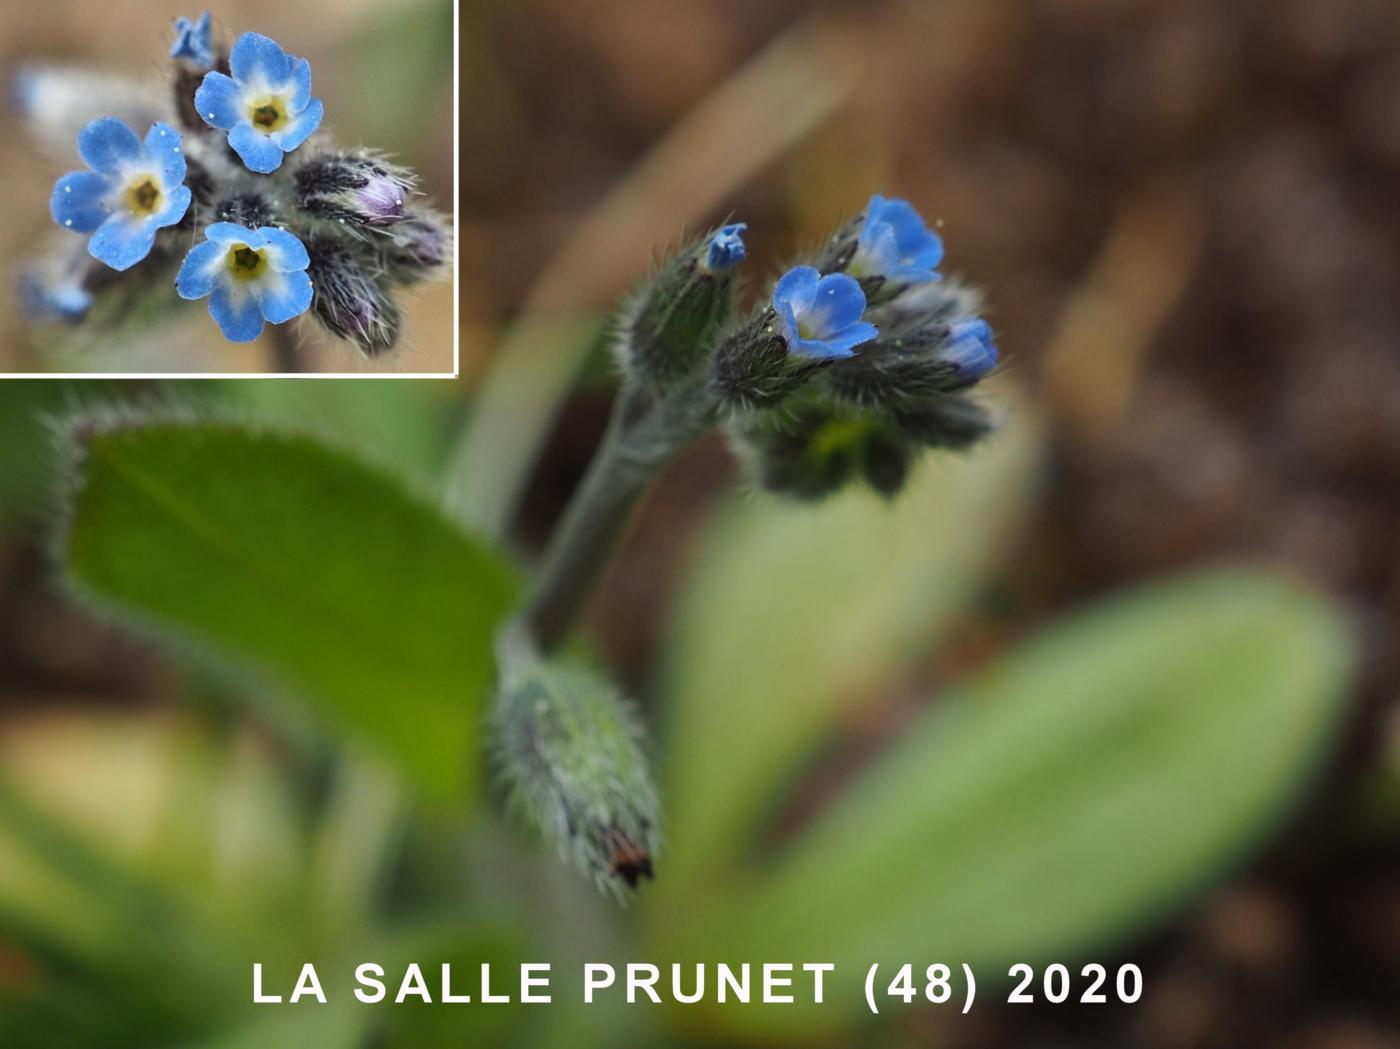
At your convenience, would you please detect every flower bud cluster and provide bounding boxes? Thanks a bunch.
[16,12,450,359]
[616,194,1001,500]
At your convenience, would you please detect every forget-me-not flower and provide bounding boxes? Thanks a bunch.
[704,222,747,271]
[850,194,944,284]
[772,265,878,360]
[176,222,313,342]
[50,118,191,272]
[170,12,215,67]
[194,32,323,173]
[942,317,999,380]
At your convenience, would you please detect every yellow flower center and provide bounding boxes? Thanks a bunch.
[125,176,163,218]
[249,96,289,132]
[227,245,267,282]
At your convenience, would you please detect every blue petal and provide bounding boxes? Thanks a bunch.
[88,213,157,271]
[891,265,940,283]
[228,124,285,173]
[143,122,187,186]
[156,185,193,229]
[194,72,242,129]
[257,227,310,272]
[176,240,226,299]
[817,320,879,356]
[287,56,313,111]
[791,320,878,360]
[270,96,321,153]
[257,269,313,324]
[230,32,292,88]
[857,221,900,273]
[209,281,265,342]
[204,222,261,247]
[860,194,943,281]
[78,118,142,176]
[810,273,868,333]
[772,265,819,316]
[51,171,112,233]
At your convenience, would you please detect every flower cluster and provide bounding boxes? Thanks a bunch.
[17,13,450,360]
[617,194,1000,500]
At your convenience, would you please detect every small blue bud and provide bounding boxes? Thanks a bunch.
[18,266,92,323]
[772,265,878,359]
[942,317,998,380]
[170,13,215,69]
[704,222,747,272]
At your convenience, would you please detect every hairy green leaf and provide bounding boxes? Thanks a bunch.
[61,420,516,799]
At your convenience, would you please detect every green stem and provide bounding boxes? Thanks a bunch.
[519,380,718,654]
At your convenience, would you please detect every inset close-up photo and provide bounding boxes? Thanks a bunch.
[3,1,455,375]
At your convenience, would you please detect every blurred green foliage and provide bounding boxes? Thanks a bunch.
[62,420,515,799]
[0,368,1354,1047]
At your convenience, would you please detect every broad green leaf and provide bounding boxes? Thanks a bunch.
[674,569,1353,1038]
[659,398,1042,890]
[61,421,516,799]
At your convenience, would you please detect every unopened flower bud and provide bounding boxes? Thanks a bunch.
[621,224,745,394]
[380,213,450,283]
[492,661,659,897]
[710,309,826,412]
[305,235,401,356]
[169,13,216,70]
[294,152,415,227]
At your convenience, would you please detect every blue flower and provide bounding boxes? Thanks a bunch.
[50,118,191,272]
[194,32,323,174]
[176,223,314,343]
[942,317,998,379]
[851,194,943,284]
[704,222,747,271]
[772,265,878,360]
[170,13,215,68]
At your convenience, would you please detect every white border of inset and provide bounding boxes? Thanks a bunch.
[3,2,459,381]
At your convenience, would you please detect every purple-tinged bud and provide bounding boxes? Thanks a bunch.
[305,235,401,356]
[380,213,450,283]
[294,152,415,228]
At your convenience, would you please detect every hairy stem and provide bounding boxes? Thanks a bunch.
[519,381,717,653]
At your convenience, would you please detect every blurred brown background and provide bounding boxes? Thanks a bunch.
[459,2,1400,1046]
[0,0,454,373]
